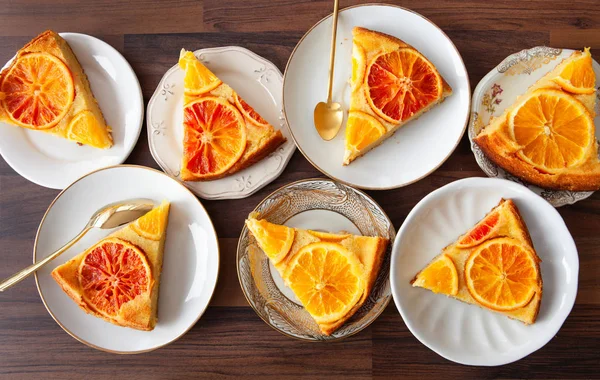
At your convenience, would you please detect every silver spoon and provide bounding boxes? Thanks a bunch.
[0,199,155,292]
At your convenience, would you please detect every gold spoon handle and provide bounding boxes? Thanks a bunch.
[326,0,340,103]
[0,226,91,292]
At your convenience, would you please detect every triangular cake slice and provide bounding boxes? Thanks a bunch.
[412,199,542,324]
[475,48,600,191]
[343,27,452,165]
[178,50,286,181]
[52,201,170,331]
[246,215,388,335]
[0,30,112,149]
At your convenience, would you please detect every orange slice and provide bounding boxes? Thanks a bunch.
[1,52,74,129]
[465,237,540,311]
[553,48,596,95]
[182,96,247,179]
[509,89,594,172]
[307,230,351,242]
[366,48,443,123]
[456,211,500,248]
[179,49,221,96]
[66,110,112,148]
[284,242,364,324]
[234,93,270,128]
[130,202,170,241]
[345,111,386,152]
[78,238,152,318]
[412,255,458,295]
[351,43,367,92]
[245,218,295,264]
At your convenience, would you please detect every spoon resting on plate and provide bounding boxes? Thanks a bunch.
[313,0,343,141]
[0,199,155,292]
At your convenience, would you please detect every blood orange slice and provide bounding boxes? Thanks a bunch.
[366,48,443,123]
[78,238,152,318]
[234,93,270,128]
[456,211,500,248]
[1,52,74,129]
[182,96,247,179]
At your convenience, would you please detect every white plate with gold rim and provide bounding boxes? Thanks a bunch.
[391,177,578,366]
[147,46,295,200]
[468,46,600,207]
[0,33,143,189]
[34,165,219,353]
[283,4,470,190]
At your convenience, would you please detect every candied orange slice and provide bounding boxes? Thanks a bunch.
[456,211,500,248]
[234,92,270,128]
[412,255,458,295]
[366,48,443,123]
[66,110,112,148]
[246,218,295,264]
[284,242,364,324]
[345,111,386,154]
[553,48,596,95]
[78,238,152,318]
[1,52,74,129]
[351,43,367,92]
[179,49,221,96]
[465,237,540,311]
[509,89,594,172]
[130,202,170,241]
[182,96,246,179]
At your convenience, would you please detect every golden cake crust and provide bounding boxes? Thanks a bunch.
[179,50,286,181]
[246,216,389,335]
[411,199,542,324]
[0,30,113,148]
[51,202,170,331]
[343,27,452,165]
[474,49,600,191]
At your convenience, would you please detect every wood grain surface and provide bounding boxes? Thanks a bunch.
[1,0,599,378]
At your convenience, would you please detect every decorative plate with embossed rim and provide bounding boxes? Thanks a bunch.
[469,46,600,207]
[237,178,395,341]
[146,46,295,200]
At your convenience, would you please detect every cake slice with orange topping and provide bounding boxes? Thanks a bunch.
[344,27,452,165]
[412,199,542,324]
[475,48,600,191]
[52,201,170,331]
[0,30,112,149]
[245,214,388,335]
[178,50,286,181]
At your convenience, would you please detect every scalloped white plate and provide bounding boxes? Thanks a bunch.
[147,46,295,200]
[468,46,600,207]
[0,33,143,189]
[391,177,578,366]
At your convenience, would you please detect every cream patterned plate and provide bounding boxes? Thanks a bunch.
[391,177,578,366]
[237,178,395,341]
[469,46,600,207]
[147,46,295,200]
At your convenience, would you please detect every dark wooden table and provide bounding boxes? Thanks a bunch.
[1,0,599,378]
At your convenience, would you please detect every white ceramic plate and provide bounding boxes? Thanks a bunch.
[0,33,144,189]
[147,46,295,200]
[34,165,219,353]
[469,46,600,207]
[283,4,470,190]
[391,177,578,366]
